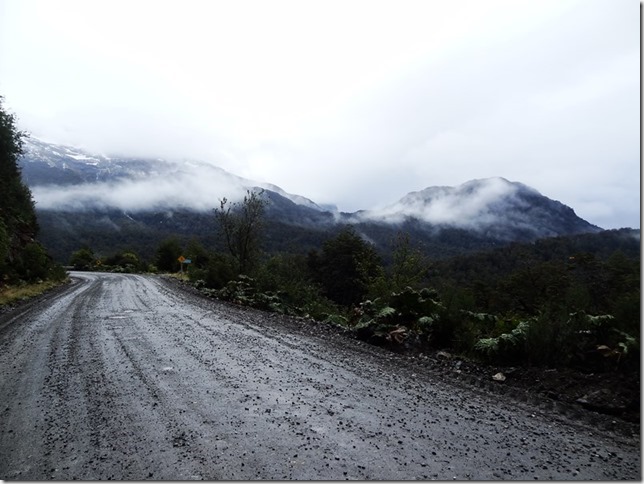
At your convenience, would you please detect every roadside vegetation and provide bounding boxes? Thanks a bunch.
[0,279,67,307]
[5,90,635,376]
[0,98,67,307]
[67,190,640,377]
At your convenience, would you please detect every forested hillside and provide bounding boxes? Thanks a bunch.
[70,188,639,376]
[0,98,65,287]
[20,139,604,265]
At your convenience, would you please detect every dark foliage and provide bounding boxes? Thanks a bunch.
[70,247,97,270]
[156,237,183,272]
[0,98,64,284]
[215,190,266,275]
[307,226,384,307]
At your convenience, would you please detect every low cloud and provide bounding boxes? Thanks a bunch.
[31,164,250,213]
[357,177,524,229]
[28,153,326,215]
[4,1,637,229]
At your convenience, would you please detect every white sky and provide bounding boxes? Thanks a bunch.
[0,0,639,229]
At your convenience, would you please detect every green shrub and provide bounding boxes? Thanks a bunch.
[474,319,531,362]
[18,242,51,282]
[349,287,447,350]
[472,309,639,371]
[188,253,235,289]
[70,247,96,271]
[215,275,285,313]
[308,227,384,307]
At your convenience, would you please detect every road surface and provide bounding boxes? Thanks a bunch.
[0,272,640,480]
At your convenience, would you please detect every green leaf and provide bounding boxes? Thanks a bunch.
[377,306,396,319]
[417,315,435,329]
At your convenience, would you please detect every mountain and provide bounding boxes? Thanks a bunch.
[21,137,326,212]
[355,177,600,241]
[18,139,602,262]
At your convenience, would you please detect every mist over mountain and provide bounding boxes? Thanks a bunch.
[22,138,324,212]
[355,177,599,241]
[19,139,603,262]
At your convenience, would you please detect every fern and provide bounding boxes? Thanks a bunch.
[474,320,531,359]
[614,329,638,355]
[474,337,499,356]
[324,314,349,326]
[461,310,498,323]
[417,315,436,330]
[377,306,396,319]
[586,314,615,327]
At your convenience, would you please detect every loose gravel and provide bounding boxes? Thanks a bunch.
[0,272,639,480]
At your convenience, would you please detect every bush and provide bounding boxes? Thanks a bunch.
[17,242,50,282]
[474,318,531,363]
[47,263,68,282]
[70,247,96,271]
[156,238,183,272]
[254,254,336,318]
[215,275,286,313]
[188,253,235,289]
[350,287,445,350]
[308,227,384,307]
[472,309,639,371]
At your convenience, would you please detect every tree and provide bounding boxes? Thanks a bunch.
[70,247,96,271]
[185,237,210,269]
[308,227,383,307]
[215,189,266,275]
[102,250,143,272]
[389,232,430,291]
[0,97,51,283]
[156,237,183,272]
[0,220,9,270]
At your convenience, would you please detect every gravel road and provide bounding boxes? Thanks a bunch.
[0,272,640,480]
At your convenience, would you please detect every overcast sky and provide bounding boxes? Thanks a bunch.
[0,0,639,229]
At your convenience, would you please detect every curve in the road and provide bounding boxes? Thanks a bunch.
[0,272,640,480]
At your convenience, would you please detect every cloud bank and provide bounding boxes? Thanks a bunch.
[29,156,256,212]
[362,177,523,227]
[1,0,638,229]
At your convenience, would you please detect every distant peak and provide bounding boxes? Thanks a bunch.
[354,175,590,239]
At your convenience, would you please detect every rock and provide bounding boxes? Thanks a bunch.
[492,372,506,382]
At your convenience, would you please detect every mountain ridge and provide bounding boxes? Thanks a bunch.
[21,137,326,212]
[18,139,603,262]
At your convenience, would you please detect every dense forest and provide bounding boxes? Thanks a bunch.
[0,98,65,288]
[68,191,640,375]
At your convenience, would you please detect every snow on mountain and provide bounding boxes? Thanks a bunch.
[22,137,109,166]
[18,139,600,241]
[255,182,324,212]
[20,138,326,213]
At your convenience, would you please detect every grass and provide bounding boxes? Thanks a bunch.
[0,279,69,307]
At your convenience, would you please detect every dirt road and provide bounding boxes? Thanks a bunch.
[0,272,639,480]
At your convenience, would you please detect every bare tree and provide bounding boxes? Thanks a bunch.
[215,189,266,275]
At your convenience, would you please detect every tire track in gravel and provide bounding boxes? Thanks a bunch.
[0,275,95,479]
[39,277,101,479]
[121,276,641,480]
[1,272,640,480]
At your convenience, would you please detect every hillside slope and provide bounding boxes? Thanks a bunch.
[19,139,602,262]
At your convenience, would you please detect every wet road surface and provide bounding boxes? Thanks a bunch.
[0,272,640,480]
